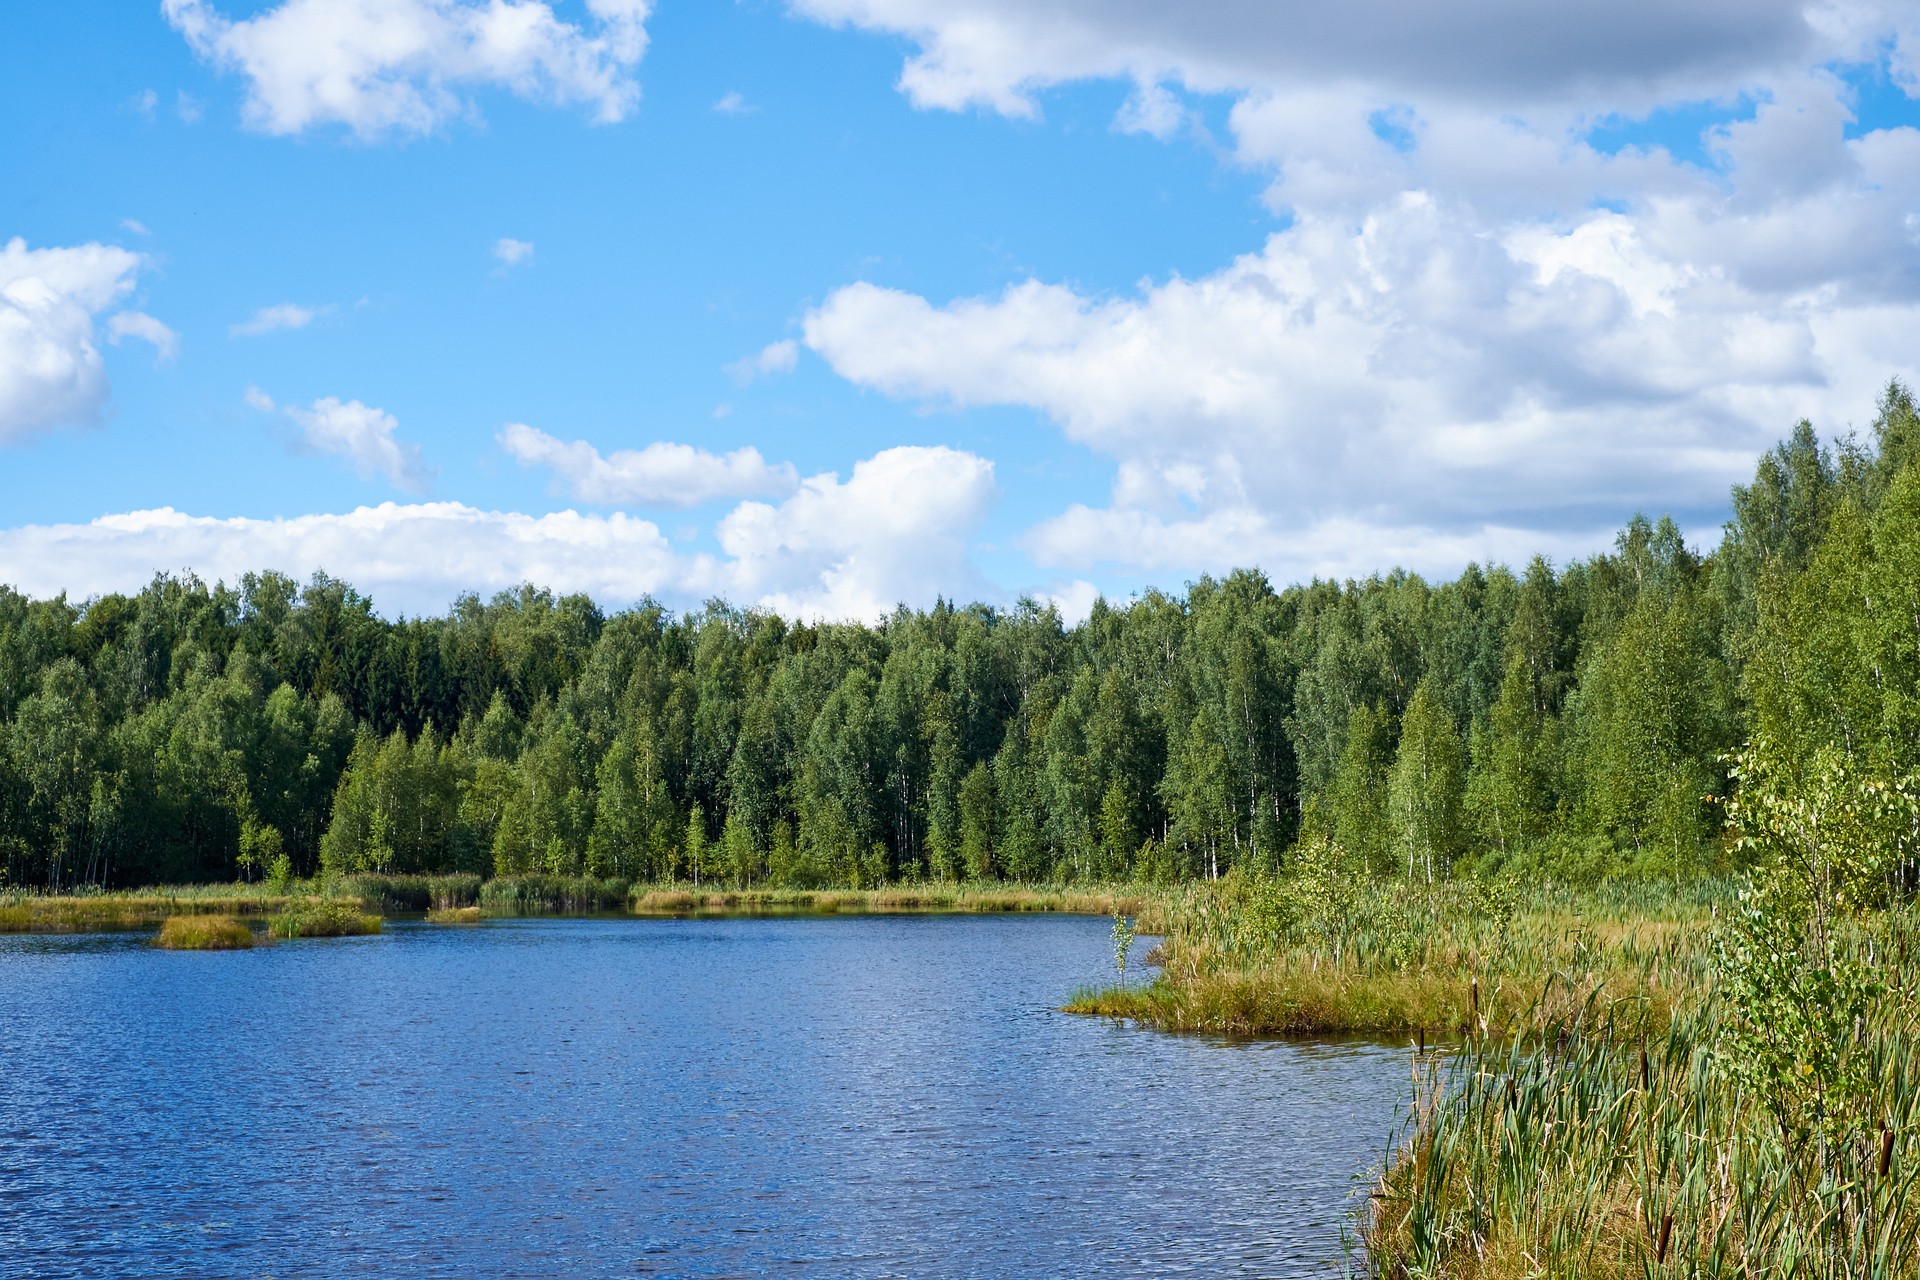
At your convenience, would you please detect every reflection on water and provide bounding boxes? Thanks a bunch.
[0,915,1408,1278]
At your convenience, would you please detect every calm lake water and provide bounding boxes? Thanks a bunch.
[0,915,1410,1279]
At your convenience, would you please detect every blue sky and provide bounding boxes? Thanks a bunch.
[3,1,1920,618]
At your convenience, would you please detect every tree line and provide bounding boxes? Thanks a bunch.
[4,384,1918,892]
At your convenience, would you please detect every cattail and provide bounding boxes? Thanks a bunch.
[1507,1075,1518,1111]
[1640,1046,1651,1092]
[1416,1026,1425,1056]
[1882,1123,1896,1179]
[1655,1212,1673,1263]
[1470,976,1480,1030]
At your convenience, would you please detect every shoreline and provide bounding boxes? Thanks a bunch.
[1,879,1164,934]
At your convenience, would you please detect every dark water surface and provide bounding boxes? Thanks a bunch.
[0,915,1409,1279]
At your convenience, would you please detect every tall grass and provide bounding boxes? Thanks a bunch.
[1066,865,1920,1274]
[342,874,481,912]
[628,882,1157,920]
[480,874,630,914]
[1067,873,1710,1036]
[1368,948,1920,1276]
[154,915,255,950]
[0,884,347,933]
[269,898,382,939]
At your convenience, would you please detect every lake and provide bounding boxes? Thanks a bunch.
[0,915,1410,1278]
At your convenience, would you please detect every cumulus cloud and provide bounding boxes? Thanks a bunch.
[783,1,1920,583]
[251,390,433,492]
[163,0,652,139]
[786,0,1840,123]
[712,445,997,619]
[0,238,157,445]
[0,504,680,617]
[713,90,754,114]
[493,237,535,268]
[0,448,997,619]
[231,302,328,336]
[499,422,800,506]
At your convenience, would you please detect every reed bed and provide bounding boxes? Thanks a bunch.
[344,874,481,912]
[425,905,483,924]
[1066,873,1710,1037]
[479,874,630,914]
[269,898,382,939]
[628,882,1157,921]
[1368,950,1920,1276]
[153,915,255,950]
[0,885,352,933]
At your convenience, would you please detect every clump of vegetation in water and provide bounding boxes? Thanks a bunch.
[270,898,381,939]
[345,874,482,912]
[154,915,255,950]
[480,875,629,914]
[425,905,483,923]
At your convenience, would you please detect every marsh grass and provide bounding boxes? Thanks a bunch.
[1367,965,1920,1276]
[269,898,382,939]
[1069,871,1920,1274]
[154,915,255,950]
[425,905,483,924]
[480,875,630,914]
[0,884,349,933]
[345,874,481,912]
[627,883,1157,921]
[1065,875,1706,1037]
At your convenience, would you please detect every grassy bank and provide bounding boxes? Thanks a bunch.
[1066,870,1712,1037]
[1362,918,1920,1277]
[1065,854,1920,1274]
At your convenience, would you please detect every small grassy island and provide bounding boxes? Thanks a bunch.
[154,914,255,950]
[6,390,1920,1272]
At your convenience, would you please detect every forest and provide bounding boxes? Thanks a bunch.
[3,382,1918,894]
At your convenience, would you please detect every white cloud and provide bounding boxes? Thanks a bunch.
[0,238,156,444]
[785,0,1840,123]
[725,338,799,382]
[781,2,1920,583]
[120,219,152,237]
[713,90,754,114]
[176,90,204,123]
[499,422,800,506]
[1114,79,1186,139]
[804,138,1920,582]
[0,504,680,617]
[106,311,180,362]
[163,0,652,139]
[493,237,535,268]
[0,448,997,619]
[713,445,998,619]
[231,302,328,336]
[251,390,433,492]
